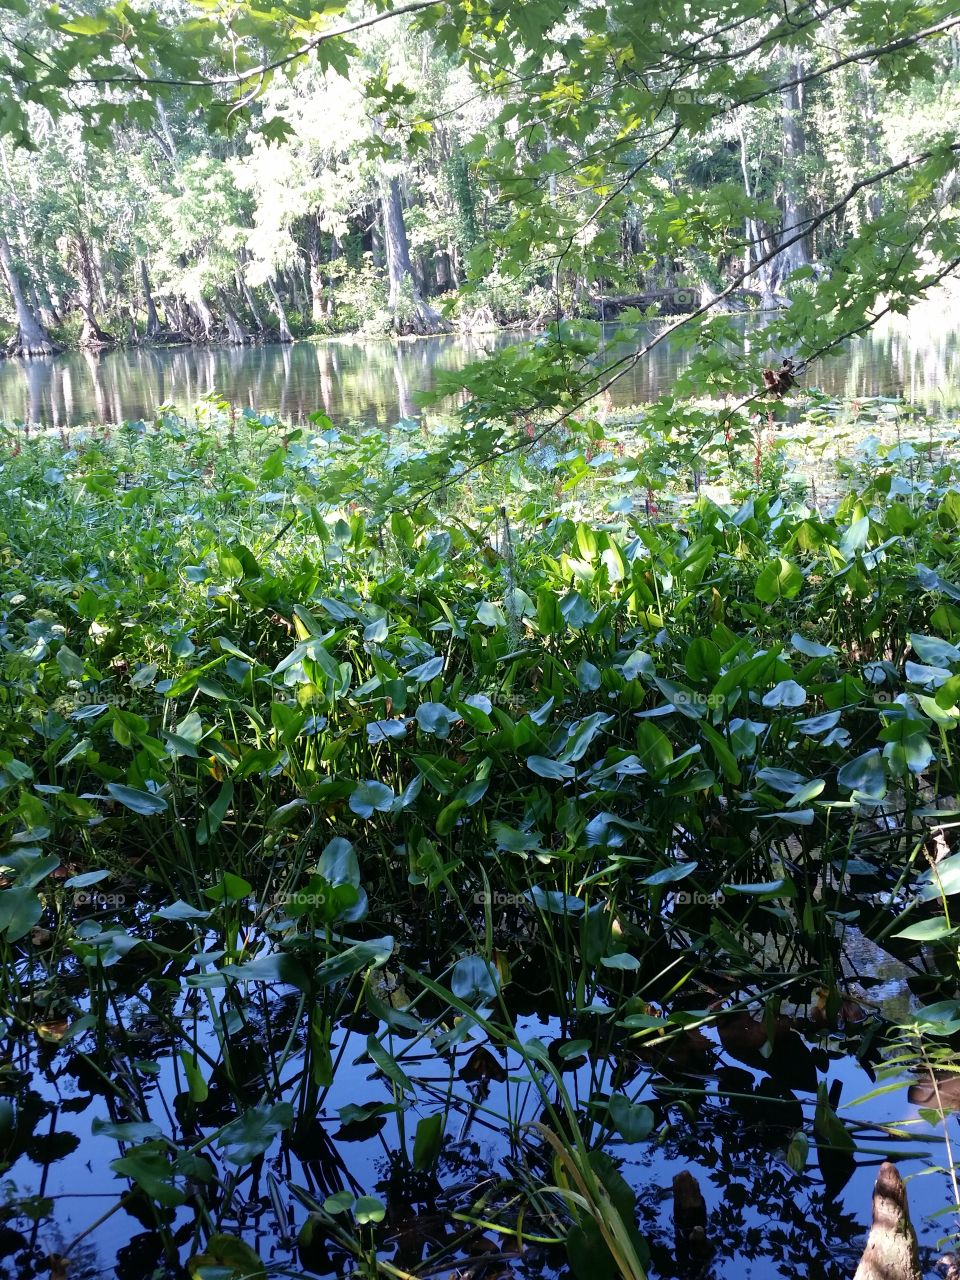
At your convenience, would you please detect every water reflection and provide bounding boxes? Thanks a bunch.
[1,308,960,428]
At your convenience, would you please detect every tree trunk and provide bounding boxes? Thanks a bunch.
[307,221,325,325]
[0,231,59,355]
[736,116,755,277]
[92,243,110,314]
[191,295,215,342]
[266,276,293,343]
[445,242,460,289]
[30,264,61,330]
[326,236,341,318]
[140,258,163,339]
[237,258,265,334]
[765,63,811,298]
[72,233,114,348]
[218,290,250,345]
[379,174,447,335]
[371,205,385,269]
[859,66,883,222]
[38,260,64,327]
[287,266,304,314]
[166,295,187,335]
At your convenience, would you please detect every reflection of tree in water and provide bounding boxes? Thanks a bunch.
[2,312,960,428]
[626,1087,884,1280]
[0,963,943,1280]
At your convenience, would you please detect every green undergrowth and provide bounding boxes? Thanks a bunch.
[2,402,960,1277]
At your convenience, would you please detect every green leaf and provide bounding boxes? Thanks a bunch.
[528,886,585,913]
[415,701,460,738]
[839,515,870,558]
[412,1113,444,1170]
[56,645,85,679]
[204,872,252,905]
[893,917,957,942]
[762,680,807,709]
[698,721,741,784]
[408,655,444,683]
[754,557,803,602]
[217,1104,293,1165]
[723,879,791,897]
[813,1083,854,1152]
[559,712,613,764]
[635,722,673,775]
[63,869,110,889]
[180,1051,209,1103]
[197,780,233,845]
[366,1034,414,1094]
[607,1094,654,1142]
[910,633,960,666]
[188,1234,265,1280]
[349,780,395,818]
[315,936,394,987]
[106,783,167,816]
[836,749,886,800]
[318,837,360,888]
[450,954,499,1005]
[786,1130,809,1172]
[790,634,835,659]
[355,1195,386,1225]
[323,1190,355,1214]
[641,862,698,887]
[526,755,576,780]
[61,14,111,34]
[111,1142,187,1207]
[0,887,42,941]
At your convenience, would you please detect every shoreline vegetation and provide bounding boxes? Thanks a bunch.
[1,393,960,1277]
[0,285,786,360]
[3,0,960,1275]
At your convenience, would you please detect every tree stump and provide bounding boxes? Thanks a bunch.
[853,1162,921,1280]
[673,1170,710,1269]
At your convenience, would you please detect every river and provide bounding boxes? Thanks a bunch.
[1,309,959,427]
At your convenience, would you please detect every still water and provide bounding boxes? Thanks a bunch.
[1,309,959,428]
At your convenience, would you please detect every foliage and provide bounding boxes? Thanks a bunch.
[0,400,958,1271]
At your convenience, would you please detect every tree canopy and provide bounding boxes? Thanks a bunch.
[0,1,957,465]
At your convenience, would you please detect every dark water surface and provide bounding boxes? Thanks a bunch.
[4,898,958,1280]
[1,308,959,428]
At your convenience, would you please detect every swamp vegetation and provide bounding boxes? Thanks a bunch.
[3,0,960,1277]
[1,394,960,1279]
